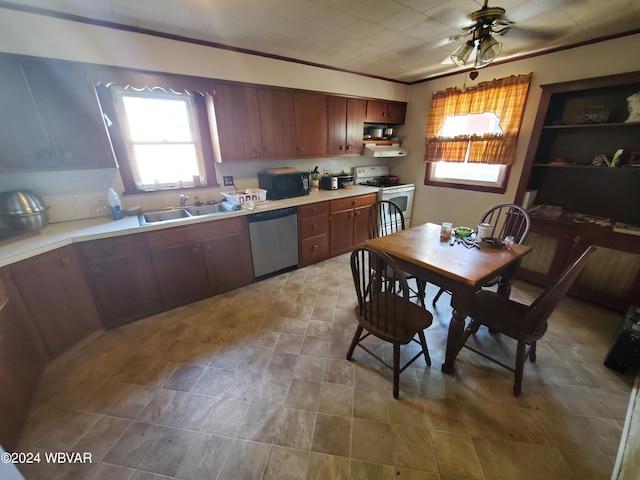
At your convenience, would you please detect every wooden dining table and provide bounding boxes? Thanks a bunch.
[365,222,532,373]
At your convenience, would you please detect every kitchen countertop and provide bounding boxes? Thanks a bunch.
[0,186,380,268]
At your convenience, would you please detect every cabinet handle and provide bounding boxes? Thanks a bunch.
[346,144,351,151]
[312,244,318,250]
[311,224,316,229]
[60,257,71,267]
[339,145,344,150]
[93,267,104,275]
[352,200,357,206]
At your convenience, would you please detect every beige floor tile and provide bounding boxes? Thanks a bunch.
[293,354,327,382]
[167,393,217,430]
[190,366,234,396]
[391,423,438,472]
[236,402,283,443]
[136,427,198,476]
[351,418,392,465]
[458,401,511,441]
[512,442,575,480]
[90,462,137,480]
[318,383,354,416]
[496,405,554,445]
[306,452,350,480]
[273,408,316,449]
[175,432,234,480]
[471,437,529,480]
[262,446,309,480]
[136,389,188,425]
[430,430,484,479]
[103,422,165,468]
[354,386,390,422]
[107,385,158,419]
[216,439,271,480]
[350,460,395,480]
[162,364,206,392]
[422,397,468,434]
[311,413,352,457]
[201,397,250,436]
[73,415,132,461]
[285,378,322,411]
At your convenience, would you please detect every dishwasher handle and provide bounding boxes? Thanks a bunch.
[247,206,297,223]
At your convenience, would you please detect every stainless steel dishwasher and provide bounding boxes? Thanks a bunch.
[248,206,298,279]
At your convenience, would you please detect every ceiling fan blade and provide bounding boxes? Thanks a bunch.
[502,25,560,41]
[507,0,583,23]
[430,34,467,50]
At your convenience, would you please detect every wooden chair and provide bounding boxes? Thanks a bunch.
[367,200,427,306]
[460,246,596,396]
[432,203,531,306]
[347,246,433,398]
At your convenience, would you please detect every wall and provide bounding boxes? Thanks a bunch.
[0,8,405,222]
[397,33,640,228]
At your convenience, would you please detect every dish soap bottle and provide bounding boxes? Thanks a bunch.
[107,188,124,220]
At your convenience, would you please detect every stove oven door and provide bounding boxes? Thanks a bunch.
[379,184,415,228]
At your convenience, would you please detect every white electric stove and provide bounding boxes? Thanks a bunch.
[353,165,415,227]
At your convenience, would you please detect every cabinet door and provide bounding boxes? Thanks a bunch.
[330,209,354,254]
[365,100,388,123]
[0,278,46,450]
[85,253,161,329]
[0,55,57,169]
[20,58,115,169]
[353,204,373,246]
[213,83,264,160]
[10,246,102,358]
[385,102,406,125]
[294,92,328,156]
[327,96,348,155]
[150,242,211,309]
[202,218,254,294]
[258,88,297,157]
[345,98,366,154]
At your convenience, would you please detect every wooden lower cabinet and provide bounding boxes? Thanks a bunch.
[518,218,640,311]
[147,217,254,309]
[79,234,162,329]
[329,193,377,256]
[201,217,254,294]
[8,245,102,358]
[298,201,330,266]
[0,276,47,450]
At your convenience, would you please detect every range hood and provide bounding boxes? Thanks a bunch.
[363,144,408,157]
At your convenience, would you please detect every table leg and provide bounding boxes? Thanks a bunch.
[441,308,466,373]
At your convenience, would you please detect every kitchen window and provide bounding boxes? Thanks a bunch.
[95,74,218,194]
[113,89,205,190]
[424,74,531,193]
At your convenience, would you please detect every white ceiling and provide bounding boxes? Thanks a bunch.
[3,0,640,83]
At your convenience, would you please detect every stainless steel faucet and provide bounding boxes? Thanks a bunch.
[179,195,189,207]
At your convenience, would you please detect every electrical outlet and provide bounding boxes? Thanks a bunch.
[223,176,234,186]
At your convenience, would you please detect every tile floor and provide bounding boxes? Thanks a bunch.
[15,253,635,480]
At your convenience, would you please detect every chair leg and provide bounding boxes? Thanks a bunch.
[432,287,446,306]
[347,325,364,360]
[393,343,400,399]
[529,341,537,363]
[416,279,427,307]
[418,330,431,367]
[513,341,526,397]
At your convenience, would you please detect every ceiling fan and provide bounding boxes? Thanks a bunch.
[447,0,559,68]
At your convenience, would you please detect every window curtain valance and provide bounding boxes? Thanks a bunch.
[424,73,532,165]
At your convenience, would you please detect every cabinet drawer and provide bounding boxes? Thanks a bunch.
[300,235,329,263]
[299,215,329,240]
[80,234,147,259]
[298,201,329,218]
[330,193,377,212]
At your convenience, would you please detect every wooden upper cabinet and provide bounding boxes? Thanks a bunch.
[365,100,407,124]
[213,83,264,160]
[328,97,366,155]
[258,88,297,158]
[0,54,115,170]
[294,92,328,157]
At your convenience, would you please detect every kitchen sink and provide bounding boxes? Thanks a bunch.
[141,209,191,223]
[185,204,226,216]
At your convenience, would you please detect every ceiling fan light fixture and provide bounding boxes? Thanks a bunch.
[477,35,502,65]
[450,41,474,66]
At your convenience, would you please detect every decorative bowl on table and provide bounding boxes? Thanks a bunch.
[480,237,504,249]
[453,226,474,239]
